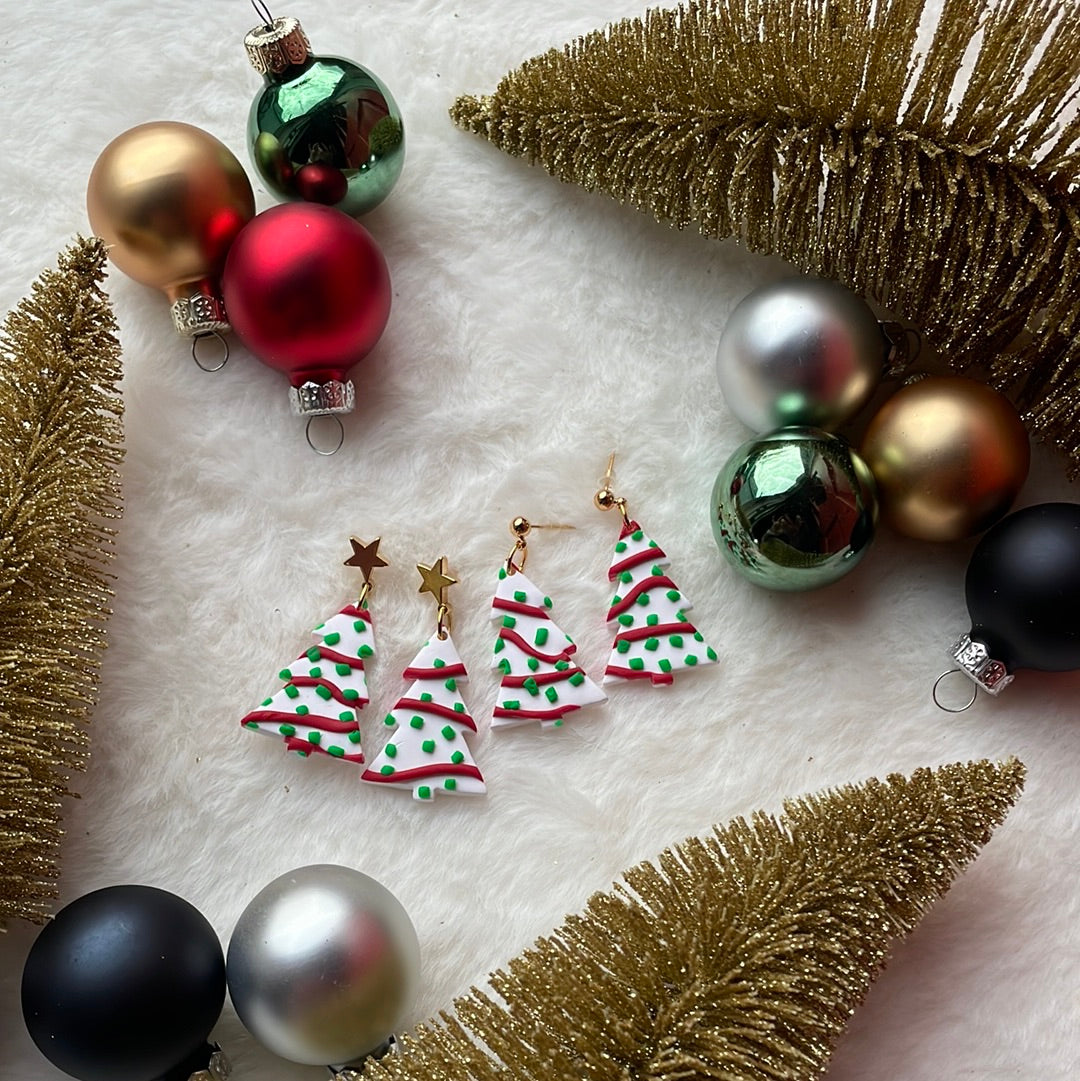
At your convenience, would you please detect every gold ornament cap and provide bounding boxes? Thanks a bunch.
[244,16,311,76]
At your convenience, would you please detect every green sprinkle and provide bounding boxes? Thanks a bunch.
[410,716,424,730]
[306,647,321,662]
[616,639,631,654]
[632,529,644,541]
[380,764,395,776]
[324,632,341,646]
[261,697,272,707]
[498,567,507,580]
[554,719,564,727]
[358,645,374,658]
[493,638,505,655]
[433,658,446,669]
[676,610,689,622]
[339,711,353,721]
[666,590,681,602]
[284,684,300,699]
[637,593,650,607]
[444,778,457,791]
[278,723,295,736]
[498,658,511,675]
[295,704,310,716]
[528,657,540,672]
[503,699,521,710]
[620,570,633,584]
[513,589,527,603]
[629,657,645,671]
[445,677,457,691]
[316,685,332,701]
[647,614,659,626]
[649,539,659,548]
[343,688,359,701]
[543,596,553,608]
[328,746,344,758]
[335,663,351,676]
[618,613,634,627]
[694,632,704,642]
[615,541,627,553]
[686,654,699,666]
[353,619,366,633]
[706,646,718,661]
[535,626,549,647]
[670,635,684,648]
[307,731,321,745]
[418,786,431,799]
[502,615,517,630]
[315,623,325,631]
[569,672,585,687]
[523,677,539,696]
[244,720,260,730]
[651,565,664,576]
[384,713,396,727]
[278,668,293,681]
[659,658,673,673]
[348,731,362,744]
[453,702,464,712]
[545,686,559,703]
[308,667,322,679]
[451,751,465,764]
[613,595,622,605]
[644,638,659,652]
[555,660,570,671]
[441,725,456,741]
[420,692,433,703]
[422,739,436,754]
[295,749,309,758]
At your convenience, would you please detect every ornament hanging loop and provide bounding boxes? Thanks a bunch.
[932,669,978,713]
[594,452,632,526]
[250,0,276,30]
[191,331,230,373]
[880,320,924,375]
[306,414,346,456]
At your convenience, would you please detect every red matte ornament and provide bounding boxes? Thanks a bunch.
[222,203,391,449]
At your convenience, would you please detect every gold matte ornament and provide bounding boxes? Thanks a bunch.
[363,759,1024,1081]
[86,121,255,336]
[861,375,1030,541]
[452,0,1080,473]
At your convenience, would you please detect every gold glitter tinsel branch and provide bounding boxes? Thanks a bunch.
[361,759,1024,1081]
[451,0,1080,472]
[0,238,124,924]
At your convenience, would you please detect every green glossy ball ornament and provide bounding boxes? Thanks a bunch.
[244,16,404,218]
[712,428,878,590]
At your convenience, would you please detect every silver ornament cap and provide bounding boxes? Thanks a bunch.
[226,865,420,1066]
[716,277,885,432]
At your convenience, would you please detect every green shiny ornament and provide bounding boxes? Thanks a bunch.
[712,428,878,591]
[244,16,404,217]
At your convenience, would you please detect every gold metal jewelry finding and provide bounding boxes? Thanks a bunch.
[418,557,457,639]
[594,452,631,525]
[344,537,389,608]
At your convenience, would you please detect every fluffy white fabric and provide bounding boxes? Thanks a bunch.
[2,2,1078,1079]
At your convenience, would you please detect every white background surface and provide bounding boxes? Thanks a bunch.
[1,1,1078,1078]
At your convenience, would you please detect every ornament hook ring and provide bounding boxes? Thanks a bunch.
[250,0,276,29]
[305,414,346,456]
[191,331,230,373]
[932,669,978,713]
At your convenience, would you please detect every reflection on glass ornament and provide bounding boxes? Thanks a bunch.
[712,428,878,591]
[244,15,405,217]
[716,277,886,433]
[941,502,1080,705]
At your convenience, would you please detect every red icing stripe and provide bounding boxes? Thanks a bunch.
[604,664,675,685]
[607,575,678,620]
[242,710,360,734]
[339,605,372,621]
[501,668,584,688]
[493,703,581,721]
[613,621,691,644]
[288,676,368,709]
[609,545,668,579]
[402,662,467,680]
[285,735,364,762]
[492,597,551,619]
[360,762,484,784]
[307,647,368,669]
[498,628,576,664]
[392,697,478,733]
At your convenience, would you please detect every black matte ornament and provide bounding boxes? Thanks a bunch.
[965,502,1080,674]
[21,885,225,1081]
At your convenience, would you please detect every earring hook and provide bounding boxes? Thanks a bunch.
[594,452,631,526]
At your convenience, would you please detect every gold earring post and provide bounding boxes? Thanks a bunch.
[344,536,389,609]
[594,452,631,525]
[417,556,457,639]
[506,517,575,575]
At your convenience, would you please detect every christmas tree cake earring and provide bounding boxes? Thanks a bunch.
[362,558,485,800]
[240,537,385,763]
[595,455,718,685]
[490,517,606,730]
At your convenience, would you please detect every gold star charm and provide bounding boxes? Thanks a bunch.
[344,537,389,581]
[417,556,456,599]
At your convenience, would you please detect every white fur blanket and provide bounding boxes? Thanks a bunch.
[2,2,1077,1079]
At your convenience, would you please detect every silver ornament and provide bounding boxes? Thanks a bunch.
[716,277,885,432]
[226,865,420,1066]
[711,428,878,591]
